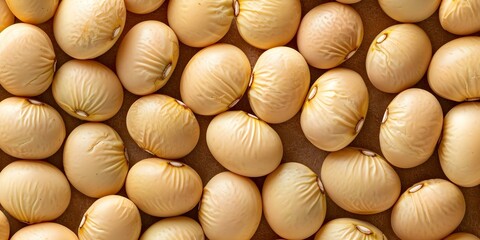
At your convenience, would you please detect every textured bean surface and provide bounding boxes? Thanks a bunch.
[0,1,478,239]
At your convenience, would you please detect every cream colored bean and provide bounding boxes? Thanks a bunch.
[167,0,234,47]
[126,94,200,159]
[11,223,77,240]
[297,2,363,69]
[0,0,14,32]
[379,0,441,22]
[439,0,480,35]
[263,162,327,239]
[78,195,141,240]
[366,24,432,93]
[321,148,401,214]
[0,161,71,224]
[125,0,164,14]
[301,68,368,151]
[0,211,9,240]
[199,171,262,240]
[0,23,55,96]
[116,20,179,95]
[206,111,283,177]
[140,217,204,240]
[180,43,250,116]
[126,158,202,217]
[54,0,126,59]
[428,37,480,102]
[380,88,443,168]
[315,218,386,240]
[444,232,480,240]
[439,102,480,187]
[0,97,65,159]
[248,46,310,124]
[63,123,129,198]
[52,60,124,122]
[391,179,466,240]
[5,0,58,24]
[236,0,301,49]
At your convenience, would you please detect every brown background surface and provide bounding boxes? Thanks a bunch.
[1,0,479,239]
